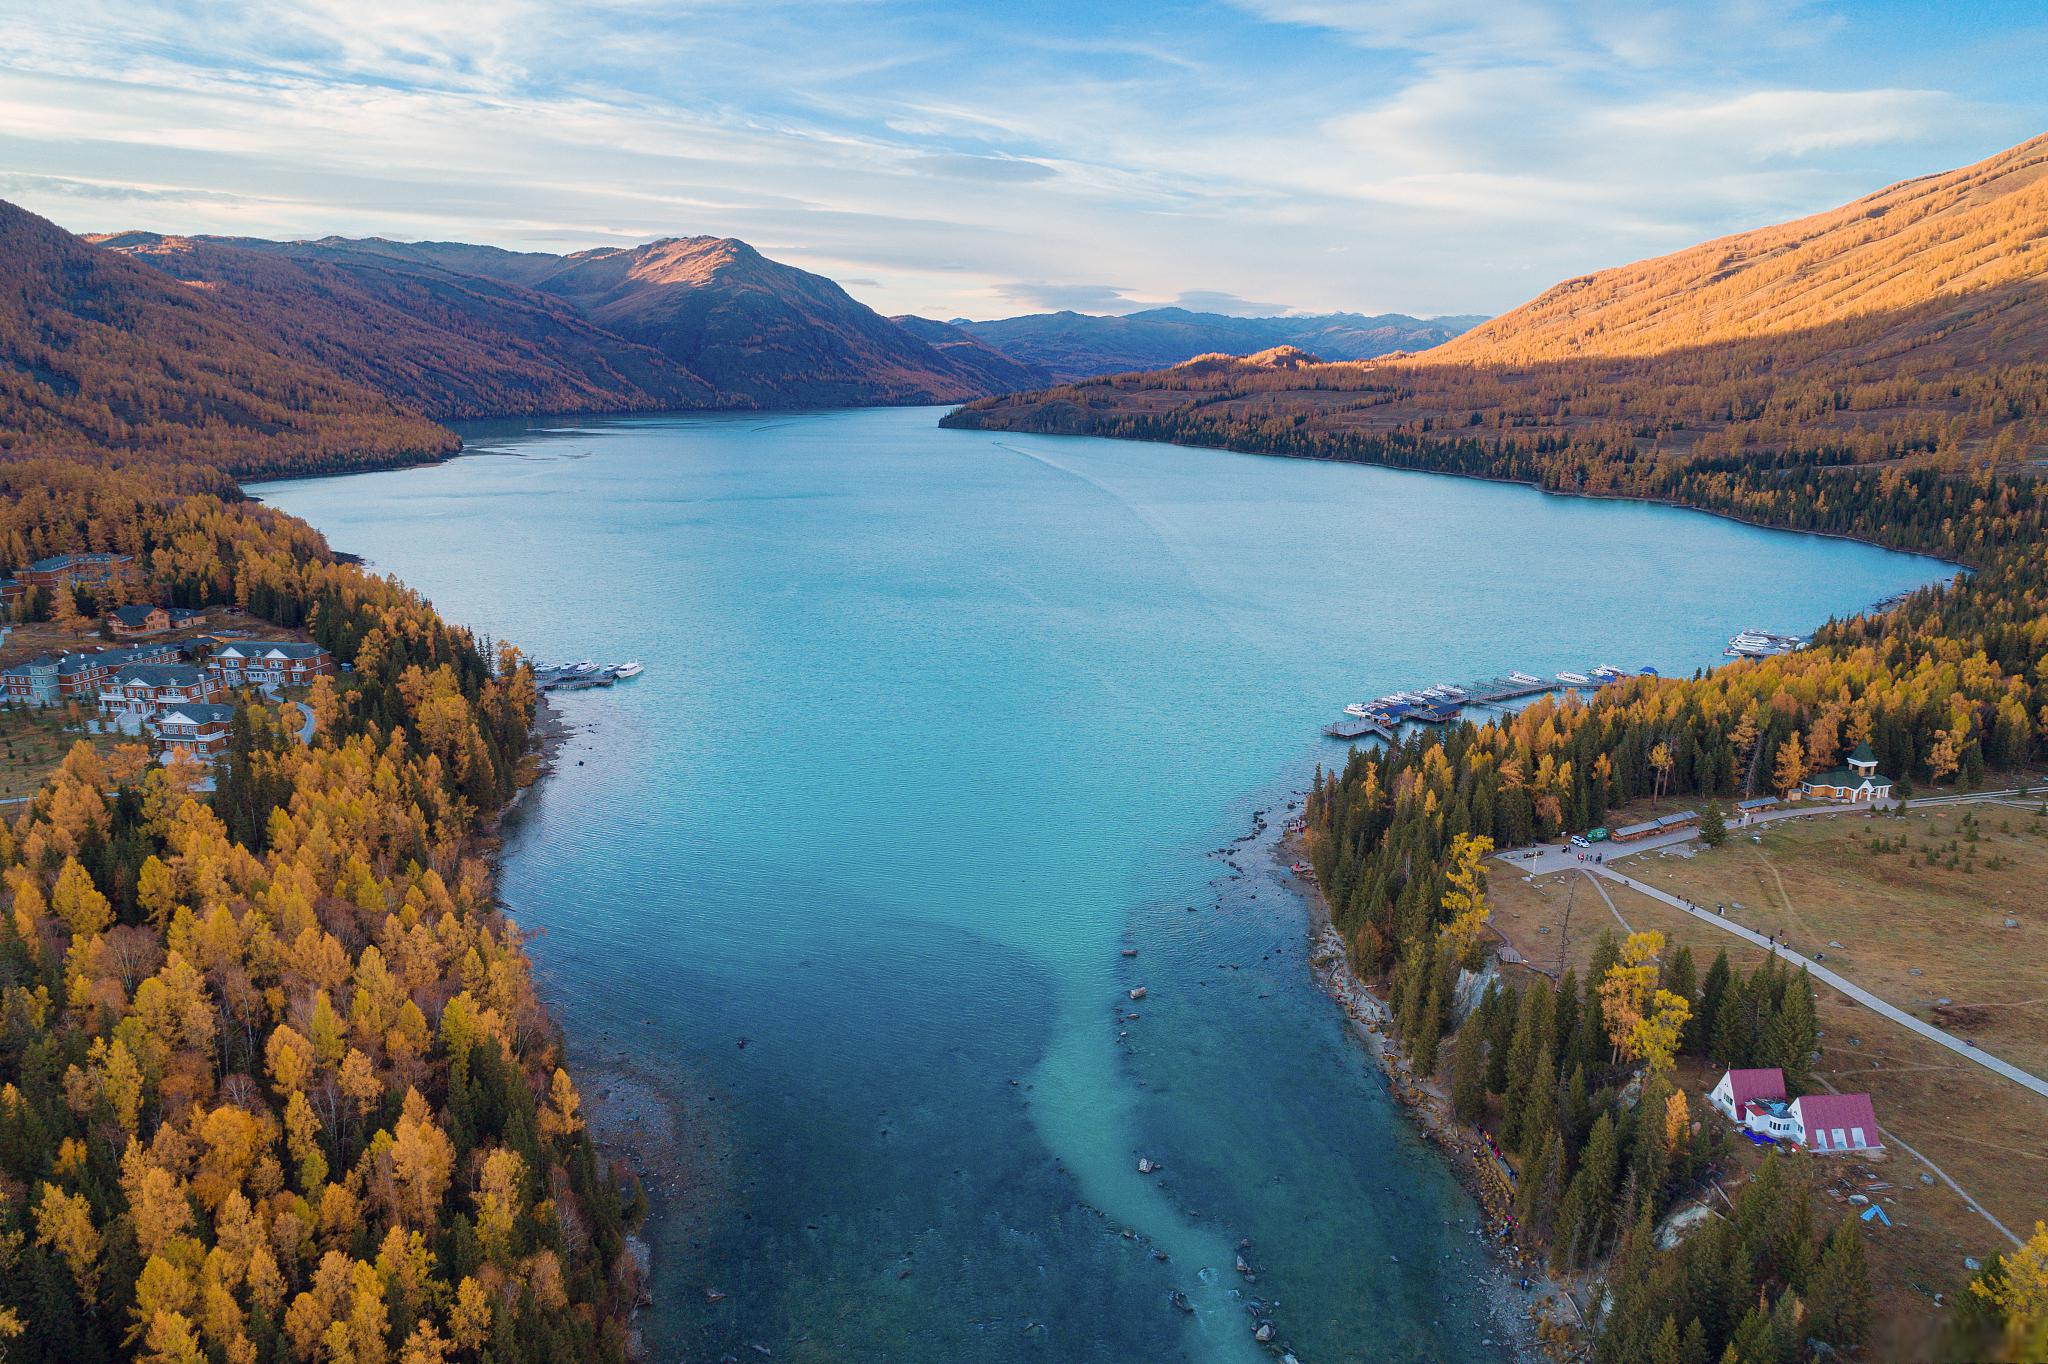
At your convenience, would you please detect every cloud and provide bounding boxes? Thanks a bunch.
[1171,289,1292,317]
[906,153,1058,183]
[0,0,2034,320]
[993,281,1139,312]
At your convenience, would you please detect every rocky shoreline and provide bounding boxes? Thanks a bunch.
[1279,827,1581,1359]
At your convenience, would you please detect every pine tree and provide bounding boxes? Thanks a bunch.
[1649,1314,1684,1364]
[1806,1220,1872,1354]
[1517,1130,1566,1243]
[1766,969,1818,1091]
[1699,801,1727,847]
[1413,979,1445,1074]
[1691,951,1730,1057]
[1663,945,1696,1015]
[1555,1111,1620,1270]
[1450,1021,1487,1123]
[1518,1047,1557,1163]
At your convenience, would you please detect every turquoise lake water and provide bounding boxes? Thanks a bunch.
[256,407,1949,1363]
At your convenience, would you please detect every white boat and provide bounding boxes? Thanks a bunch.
[612,661,644,679]
[1344,702,1375,718]
[1589,664,1624,679]
[1556,671,1592,686]
[1508,671,1541,685]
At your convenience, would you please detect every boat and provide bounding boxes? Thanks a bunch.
[1555,671,1591,686]
[1508,671,1541,685]
[612,661,644,679]
[1589,664,1625,680]
[1725,628,1803,658]
[1344,702,1375,718]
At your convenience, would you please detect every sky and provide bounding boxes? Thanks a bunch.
[1,0,2044,321]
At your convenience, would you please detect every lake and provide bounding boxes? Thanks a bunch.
[255,407,1948,1363]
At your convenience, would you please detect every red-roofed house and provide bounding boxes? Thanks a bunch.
[1791,1093,1882,1154]
[1709,1068,1883,1152]
[1709,1068,1786,1121]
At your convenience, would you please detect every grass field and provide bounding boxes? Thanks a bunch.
[1488,809,2048,1362]
[0,707,124,800]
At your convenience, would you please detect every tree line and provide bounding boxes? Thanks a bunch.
[0,454,639,1364]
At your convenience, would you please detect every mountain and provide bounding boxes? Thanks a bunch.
[947,135,2048,473]
[352,235,1022,408]
[954,307,1487,382]
[94,232,729,418]
[101,229,1050,417]
[0,202,454,475]
[891,315,1051,392]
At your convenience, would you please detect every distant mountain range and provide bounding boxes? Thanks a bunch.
[950,307,1487,382]
[0,193,1490,476]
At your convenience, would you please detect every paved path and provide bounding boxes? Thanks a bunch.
[1503,786,2042,879]
[1596,864,2048,1101]
[1809,1076,2024,1250]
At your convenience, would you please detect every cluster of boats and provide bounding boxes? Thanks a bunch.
[533,659,644,691]
[1725,629,1805,658]
[1343,681,1470,720]
[1553,664,1644,687]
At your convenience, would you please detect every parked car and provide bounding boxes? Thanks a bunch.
[1568,834,1590,849]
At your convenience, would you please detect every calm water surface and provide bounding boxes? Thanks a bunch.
[257,408,1948,1363]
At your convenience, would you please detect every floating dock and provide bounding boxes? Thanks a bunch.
[1325,665,1659,742]
[1323,715,1395,742]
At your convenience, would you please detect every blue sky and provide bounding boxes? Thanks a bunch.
[1,0,2043,319]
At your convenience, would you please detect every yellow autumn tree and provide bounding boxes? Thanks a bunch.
[1434,833,1496,967]
[1773,732,1807,795]
[1598,931,1664,1063]
[1974,1221,2048,1361]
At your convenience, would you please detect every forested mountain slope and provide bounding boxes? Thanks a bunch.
[950,135,2048,473]
[95,233,729,418]
[0,203,455,476]
[468,235,1029,407]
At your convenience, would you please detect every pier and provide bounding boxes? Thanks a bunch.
[1323,715,1396,741]
[1324,666,1650,743]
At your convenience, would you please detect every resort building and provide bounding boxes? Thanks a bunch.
[0,578,23,610]
[1610,810,1701,843]
[208,640,335,690]
[20,552,132,592]
[1708,1068,1882,1153]
[1734,796,1779,823]
[3,643,184,707]
[1799,742,1893,803]
[98,663,220,723]
[108,603,171,638]
[149,702,237,764]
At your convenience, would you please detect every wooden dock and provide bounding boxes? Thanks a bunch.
[1323,715,1395,742]
[1461,676,1563,705]
[1324,674,1566,742]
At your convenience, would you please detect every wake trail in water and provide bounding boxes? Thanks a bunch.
[990,440,1268,660]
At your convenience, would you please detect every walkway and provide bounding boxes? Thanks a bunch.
[1595,864,2048,1101]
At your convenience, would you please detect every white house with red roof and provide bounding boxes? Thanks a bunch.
[1708,1067,1882,1153]
[1790,1093,1882,1154]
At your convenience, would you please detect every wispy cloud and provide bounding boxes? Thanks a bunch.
[0,0,2038,318]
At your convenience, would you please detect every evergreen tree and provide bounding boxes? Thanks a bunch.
[1450,1021,1487,1123]
[1691,951,1730,1057]
[1518,1046,1558,1163]
[1806,1220,1872,1354]
[1413,979,1445,1074]
[1766,969,1818,1091]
